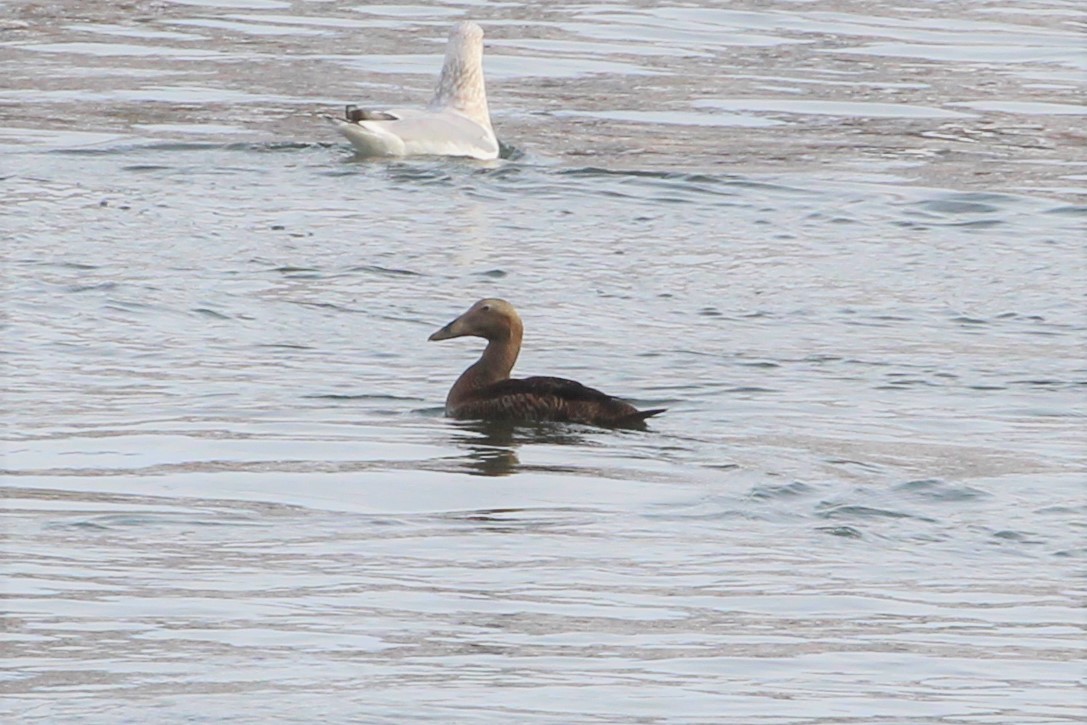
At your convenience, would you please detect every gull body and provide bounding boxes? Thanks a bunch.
[327,22,498,160]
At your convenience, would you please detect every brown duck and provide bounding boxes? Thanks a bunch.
[429,299,665,428]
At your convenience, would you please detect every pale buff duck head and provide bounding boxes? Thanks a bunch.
[428,298,522,343]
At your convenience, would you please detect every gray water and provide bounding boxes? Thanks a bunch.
[2,0,1085,722]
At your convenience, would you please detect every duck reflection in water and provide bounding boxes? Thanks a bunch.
[450,418,594,477]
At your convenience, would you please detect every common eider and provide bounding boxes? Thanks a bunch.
[325,22,498,160]
[429,298,665,428]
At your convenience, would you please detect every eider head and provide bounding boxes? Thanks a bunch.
[429,298,521,342]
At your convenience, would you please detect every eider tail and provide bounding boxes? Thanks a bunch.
[617,408,666,429]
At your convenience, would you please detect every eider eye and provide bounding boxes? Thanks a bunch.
[481,304,491,311]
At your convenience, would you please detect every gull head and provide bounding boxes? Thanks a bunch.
[432,21,492,131]
[449,21,484,47]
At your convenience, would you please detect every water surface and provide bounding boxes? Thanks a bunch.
[2,0,1085,722]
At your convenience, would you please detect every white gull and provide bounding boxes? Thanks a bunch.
[326,21,499,160]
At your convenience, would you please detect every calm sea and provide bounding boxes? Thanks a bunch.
[2,0,1084,722]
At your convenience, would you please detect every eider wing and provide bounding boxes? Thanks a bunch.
[453,376,663,427]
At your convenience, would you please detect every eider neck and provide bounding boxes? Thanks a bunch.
[446,314,523,407]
